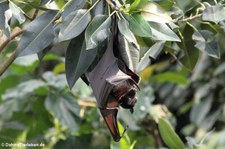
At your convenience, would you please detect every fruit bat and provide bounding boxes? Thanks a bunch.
[87,25,140,141]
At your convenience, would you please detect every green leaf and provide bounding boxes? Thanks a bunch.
[124,13,152,37]
[118,18,138,46]
[190,95,212,126]
[45,91,80,134]
[158,118,186,149]
[92,0,104,15]
[58,9,91,42]
[140,2,172,23]
[2,80,46,100]
[0,99,27,127]
[0,75,20,101]
[62,0,86,19]
[42,72,67,89]
[118,122,130,149]
[118,33,140,71]
[137,41,165,72]
[85,15,111,50]
[150,22,180,41]
[17,11,58,56]
[155,0,174,10]
[213,62,225,76]
[9,1,26,24]
[39,0,50,5]
[129,0,148,12]
[55,0,65,9]
[192,30,220,58]
[149,72,189,85]
[110,122,131,149]
[0,2,10,38]
[66,34,97,89]
[178,23,199,71]
[129,141,137,149]
[53,63,65,75]
[202,4,225,24]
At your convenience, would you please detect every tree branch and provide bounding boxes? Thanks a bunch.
[0,28,23,53]
[174,13,202,23]
[0,50,17,77]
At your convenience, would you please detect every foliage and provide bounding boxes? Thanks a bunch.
[0,0,225,148]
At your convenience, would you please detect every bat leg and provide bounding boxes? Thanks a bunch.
[100,108,121,142]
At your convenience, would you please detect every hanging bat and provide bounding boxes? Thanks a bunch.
[87,25,140,141]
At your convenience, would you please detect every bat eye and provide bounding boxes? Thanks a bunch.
[127,89,136,98]
[119,89,137,109]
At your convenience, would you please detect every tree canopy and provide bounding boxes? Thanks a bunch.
[0,0,225,148]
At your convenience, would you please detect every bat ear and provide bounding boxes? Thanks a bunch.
[100,108,121,142]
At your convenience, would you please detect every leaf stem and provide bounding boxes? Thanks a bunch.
[177,14,202,23]
[86,0,101,14]
[106,0,119,10]
[109,10,117,17]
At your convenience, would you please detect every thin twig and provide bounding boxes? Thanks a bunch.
[106,0,119,10]
[0,29,23,53]
[0,50,17,77]
[174,13,202,23]
[170,53,184,67]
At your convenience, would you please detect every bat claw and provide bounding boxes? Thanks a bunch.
[120,125,128,137]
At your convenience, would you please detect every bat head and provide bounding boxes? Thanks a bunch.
[119,88,137,113]
[111,75,139,113]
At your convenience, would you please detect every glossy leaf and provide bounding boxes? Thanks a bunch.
[85,15,111,50]
[202,4,225,24]
[118,33,140,71]
[128,0,148,12]
[118,18,138,47]
[155,0,174,10]
[150,22,180,41]
[125,13,152,37]
[62,0,86,19]
[92,0,104,15]
[0,2,10,38]
[17,11,58,56]
[58,9,91,42]
[141,2,173,23]
[137,41,165,72]
[193,30,220,58]
[158,118,186,149]
[9,1,26,24]
[179,24,199,71]
[66,35,97,89]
